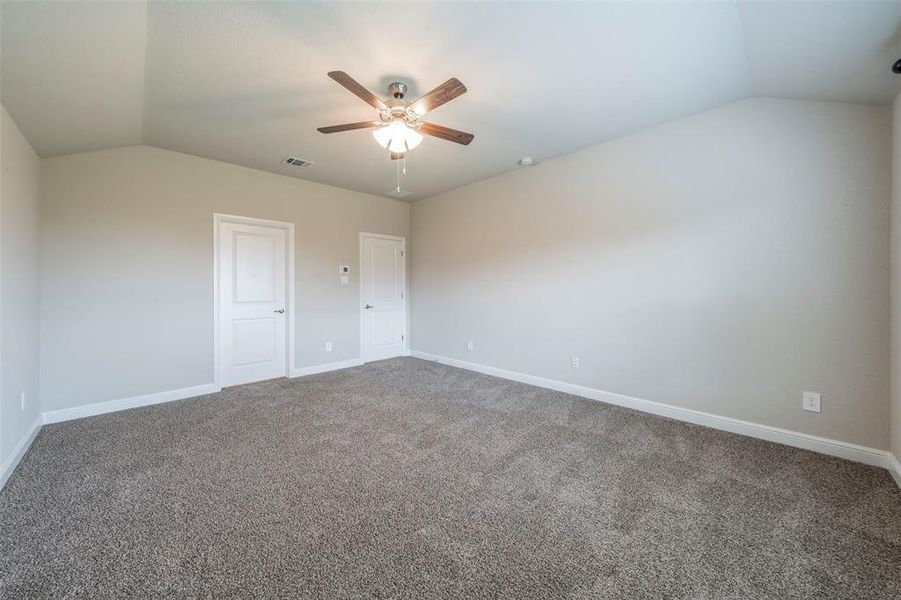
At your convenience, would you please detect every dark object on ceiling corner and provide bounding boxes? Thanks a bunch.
[893,58,901,74]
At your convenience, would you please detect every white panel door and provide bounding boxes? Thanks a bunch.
[361,234,405,362]
[219,222,287,386]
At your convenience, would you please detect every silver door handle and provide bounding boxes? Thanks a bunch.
[274,309,285,314]
[365,304,374,309]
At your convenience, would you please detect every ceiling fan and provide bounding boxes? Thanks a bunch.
[317,71,474,159]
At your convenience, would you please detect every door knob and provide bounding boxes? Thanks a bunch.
[274,309,285,314]
[365,304,374,309]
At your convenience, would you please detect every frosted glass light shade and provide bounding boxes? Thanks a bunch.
[372,120,423,153]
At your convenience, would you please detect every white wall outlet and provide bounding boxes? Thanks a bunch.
[467,340,474,351]
[325,341,333,352]
[802,391,821,413]
[571,356,581,368]
[20,391,26,411]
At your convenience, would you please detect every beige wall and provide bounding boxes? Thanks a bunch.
[411,98,891,450]
[19,96,899,453]
[893,91,901,460]
[40,145,409,412]
[1,105,41,465]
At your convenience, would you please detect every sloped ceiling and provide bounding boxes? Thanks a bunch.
[2,1,900,201]
[0,1,147,157]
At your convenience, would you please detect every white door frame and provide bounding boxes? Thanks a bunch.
[213,213,295,387]
[359,232,408,361]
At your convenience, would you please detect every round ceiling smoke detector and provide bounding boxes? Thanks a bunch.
[519,156,535,166]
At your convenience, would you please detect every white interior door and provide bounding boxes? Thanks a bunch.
[361,234,406,362]
[219,221,287,386]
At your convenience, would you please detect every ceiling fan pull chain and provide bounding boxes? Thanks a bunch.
[396,154,401,193]
[402,154,407,176]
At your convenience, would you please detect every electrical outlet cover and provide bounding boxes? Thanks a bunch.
[802,391,821,413]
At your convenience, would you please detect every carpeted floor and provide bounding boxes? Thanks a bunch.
[1,357,899,598]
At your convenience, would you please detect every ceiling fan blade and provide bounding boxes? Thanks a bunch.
[317,121,379,134]
[410,78,467,115]
[327,71,387,110]
[390,152,404,160]
[419,122,474,145]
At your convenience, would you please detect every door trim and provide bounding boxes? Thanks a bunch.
[359,232,408,362]
[213,213,295,388]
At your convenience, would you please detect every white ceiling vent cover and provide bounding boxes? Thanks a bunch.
[386,189,412,199]
[283,156,314,168]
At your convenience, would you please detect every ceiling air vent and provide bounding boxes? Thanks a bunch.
[386,189,413,199]
[283,156,313,168]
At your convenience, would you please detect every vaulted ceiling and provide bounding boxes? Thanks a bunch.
[2,1,900,201]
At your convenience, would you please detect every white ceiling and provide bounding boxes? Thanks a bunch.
[2,1,900,201]
[1,1,146,157]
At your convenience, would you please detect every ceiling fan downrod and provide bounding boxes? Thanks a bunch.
[388,82,407,99]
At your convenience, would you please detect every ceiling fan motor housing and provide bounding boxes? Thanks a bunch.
[381,86,422,129]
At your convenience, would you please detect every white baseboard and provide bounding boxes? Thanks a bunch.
[290,358,364,378]
[889,453,901,488]
[18,354,900,490]
[41,383,221,425]
[410,351,895,474]
[0,416,43,490]
[39,357,366,426]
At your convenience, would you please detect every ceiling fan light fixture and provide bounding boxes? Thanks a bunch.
[319,72,473,152]
[373,120,423,153]
[400,127,423,152]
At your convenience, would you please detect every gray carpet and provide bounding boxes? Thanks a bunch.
[1,357,899,598]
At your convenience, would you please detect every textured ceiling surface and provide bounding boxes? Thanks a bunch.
[2,1,900,200]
